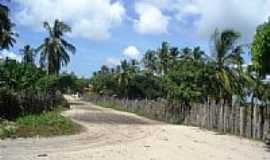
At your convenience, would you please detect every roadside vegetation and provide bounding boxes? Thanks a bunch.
[1,110,81,139]
[1,0,270,143]
[0,2,87,139]
[89,22,270,141]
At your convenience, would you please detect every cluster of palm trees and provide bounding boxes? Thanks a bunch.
[18,20,75,75]
[0,2,75,75]
[91,28,269,107]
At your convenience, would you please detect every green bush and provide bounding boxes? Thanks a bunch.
[0,112,81,139]
[0,119,17,139]
[0,60,71,120]
[15,111,80,138]
[0,89,69,120]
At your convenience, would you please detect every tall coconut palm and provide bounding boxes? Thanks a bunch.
[158,42,170,75]
[211,29,243,100]
[192,47,206,62]
[0,3,17,50]
[181,47,205,62]
[143,50,158,73]
[20,45,35,65]
[115,60,138,97]
[169,47,180,68]
[37,20,76,75]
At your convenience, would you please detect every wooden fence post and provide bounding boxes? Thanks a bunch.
[219,103,224,132]
[224,104,229,132]
[258,106,264,139]
[240,106,246,137]
[253,104,258,139]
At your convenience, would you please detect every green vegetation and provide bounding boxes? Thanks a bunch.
[0,111,81,139]
[37,20,76,75]
[90,26,270,108]
[252,19,270,78]
[0,2,86,138]
[0,2,17,50]
[90,30,256,106]
[89,27,270,141]
[1,1,270,141]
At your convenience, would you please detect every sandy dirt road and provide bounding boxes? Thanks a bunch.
[0,98,269,160]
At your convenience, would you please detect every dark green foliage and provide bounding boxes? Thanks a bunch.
[90,70,118,95]
[0,59,46,91]
[90,35,269,107]
[164,60,213,104]
[0,60,76,120]
[0,89,68,120]
[0,2,17,50]
[37,20,76,75]
[252,19,270,78]
[210,29,244,98]
[20,45,35,66]
[127,72,163,99]
[90,61,163,99]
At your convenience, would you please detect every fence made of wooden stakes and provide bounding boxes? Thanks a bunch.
[84,95,270,141]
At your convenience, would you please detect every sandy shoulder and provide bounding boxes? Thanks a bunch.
[0,97,269,160]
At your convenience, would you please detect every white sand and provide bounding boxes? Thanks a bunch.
[0,97,269,160]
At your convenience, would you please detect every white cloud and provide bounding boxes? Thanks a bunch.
[14,0,126,40]
[138,0,270,40]
[185,0,270,40]
[134,2,169,35]
[123,46,141,59]
[105,57,121,66]
[0,50,22,62]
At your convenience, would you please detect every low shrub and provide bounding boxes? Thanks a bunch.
[0,89,69,120]
[15,111,81,138]
[0,111,81,139]
[0,119,17,139]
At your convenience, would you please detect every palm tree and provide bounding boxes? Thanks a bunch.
[158,42,171,75]
[0,3,17,50]
[211,29,243,100]
[143,50,158,73]
[20,45,35,65]
[192,47,205,62]
[37,20,76,75]
[181,47,205,62]
[100,65,109,74]
[115,60,138,98]
[169,47,179,67]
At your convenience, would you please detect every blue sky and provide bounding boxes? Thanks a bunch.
[2,0,270,77]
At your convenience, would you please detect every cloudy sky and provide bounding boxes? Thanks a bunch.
[3,0,270,77]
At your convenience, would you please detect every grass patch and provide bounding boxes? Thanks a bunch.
[0,111,81,139]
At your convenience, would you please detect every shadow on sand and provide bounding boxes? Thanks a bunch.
[69,102,86,106]
[70,112,161,125]
[265,142,270,152]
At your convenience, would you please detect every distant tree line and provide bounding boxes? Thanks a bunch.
[90,25,270,108]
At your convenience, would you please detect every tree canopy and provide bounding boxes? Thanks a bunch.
[37,20,76,75]
[252,19,270,78]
